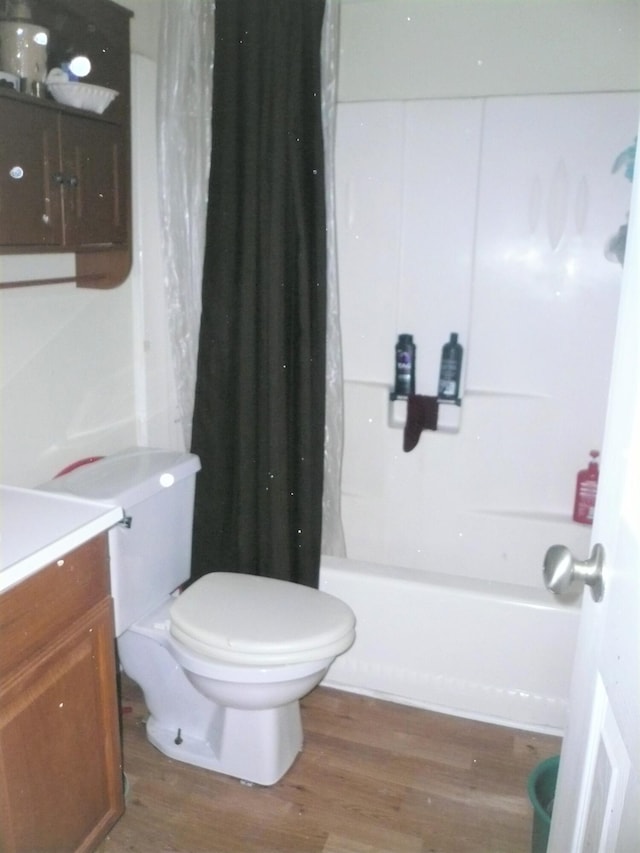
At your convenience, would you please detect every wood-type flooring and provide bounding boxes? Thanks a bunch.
[102,675,560,853]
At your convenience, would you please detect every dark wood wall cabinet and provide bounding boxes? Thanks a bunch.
[0,0,133,289]
[0,535,125,852]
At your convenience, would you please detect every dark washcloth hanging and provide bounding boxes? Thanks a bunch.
[403,395,439,451]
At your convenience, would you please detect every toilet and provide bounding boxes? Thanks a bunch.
[39,447,356,786]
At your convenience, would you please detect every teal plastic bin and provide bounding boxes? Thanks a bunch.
[528,755,560,853]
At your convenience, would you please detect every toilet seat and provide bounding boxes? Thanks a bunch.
[170,572,356,666]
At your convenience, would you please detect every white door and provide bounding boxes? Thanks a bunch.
[547,128,640,850]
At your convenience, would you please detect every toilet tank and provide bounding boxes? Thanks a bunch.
[39,448,201,636]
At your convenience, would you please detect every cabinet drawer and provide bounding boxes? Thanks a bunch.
[0,534,110,680]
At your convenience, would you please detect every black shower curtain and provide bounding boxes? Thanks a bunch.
[190,0,328,588]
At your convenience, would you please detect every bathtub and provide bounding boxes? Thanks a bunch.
[319,555,580,735]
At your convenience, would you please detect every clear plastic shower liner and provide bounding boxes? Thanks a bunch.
[157,0,215,450]
[320,0,346,557]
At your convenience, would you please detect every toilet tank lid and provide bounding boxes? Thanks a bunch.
[39,448,201,508]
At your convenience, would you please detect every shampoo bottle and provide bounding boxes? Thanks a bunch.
[393,334,416,398]
[438,333,463,403]
[573,450,599,525]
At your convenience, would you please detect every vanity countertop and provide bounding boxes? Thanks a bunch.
[0,484,123,594]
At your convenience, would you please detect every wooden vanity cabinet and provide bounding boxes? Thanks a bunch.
[0,535,124,853]
[0,0,132,288]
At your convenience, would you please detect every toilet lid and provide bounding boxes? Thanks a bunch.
[169,572,356,666]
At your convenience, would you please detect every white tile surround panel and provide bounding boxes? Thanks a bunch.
[336,92,640,587]
[336,98,481,395]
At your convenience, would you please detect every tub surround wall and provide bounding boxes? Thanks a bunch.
[334,2,639,731]
[335,0,639,582]
[337,60,639,587]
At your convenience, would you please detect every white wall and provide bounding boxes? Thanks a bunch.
[0,274,137,486]
[336,1,640,585]
[126,0,161,61]
[339,0,640,101]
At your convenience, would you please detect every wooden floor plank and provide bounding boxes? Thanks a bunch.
[103,676,559,853]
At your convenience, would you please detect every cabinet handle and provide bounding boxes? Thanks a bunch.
[51,173,78,188]
[9,165,24,180]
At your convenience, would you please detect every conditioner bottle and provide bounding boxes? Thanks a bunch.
[438,333,463,403]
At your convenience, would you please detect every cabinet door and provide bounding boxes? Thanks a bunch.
[0,97,64,247]
[0,599,124,853]
[60,115,128,249]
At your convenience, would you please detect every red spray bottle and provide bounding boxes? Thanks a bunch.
[573,450,599,525]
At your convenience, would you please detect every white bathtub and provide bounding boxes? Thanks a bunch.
[319,555,580,735]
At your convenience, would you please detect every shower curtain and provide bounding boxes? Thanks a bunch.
[189,0,330,587]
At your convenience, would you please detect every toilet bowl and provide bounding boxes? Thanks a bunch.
[118,572,355,785]
[37,447,356,786]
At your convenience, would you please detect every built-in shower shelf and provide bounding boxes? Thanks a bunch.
[471,508,590,527]
[388,396,461,434]
[464,388,552,400]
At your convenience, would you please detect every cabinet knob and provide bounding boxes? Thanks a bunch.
[9,165,24,180]
[51,173,78,189]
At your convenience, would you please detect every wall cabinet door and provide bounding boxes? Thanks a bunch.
[0,98,63,247]
[0,97,128,252]
[60,115,128,249]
